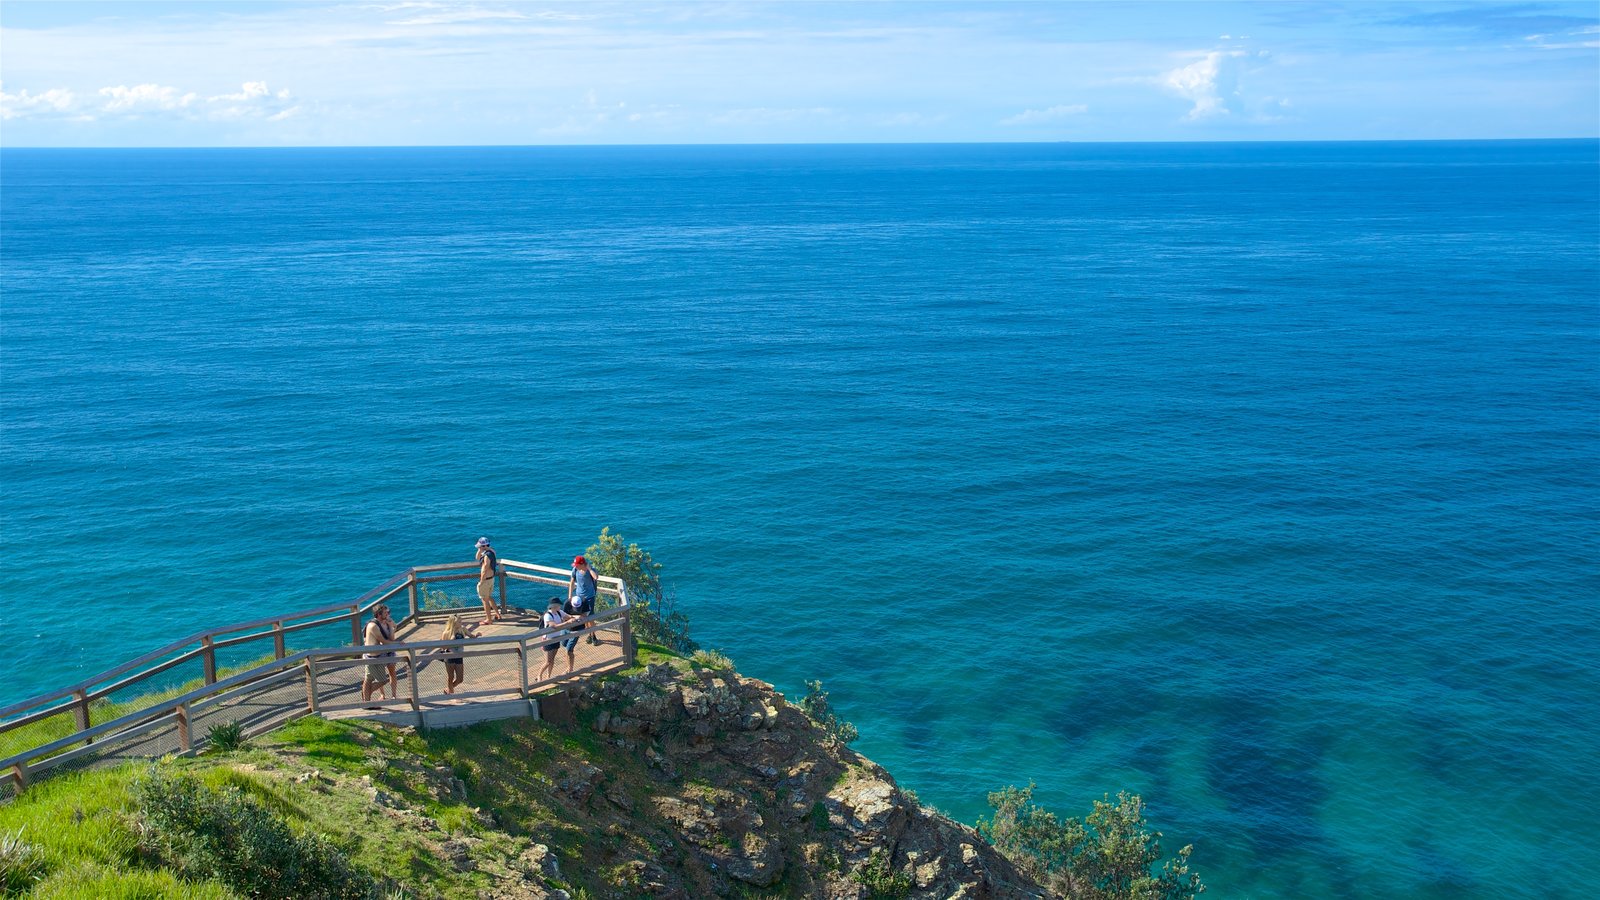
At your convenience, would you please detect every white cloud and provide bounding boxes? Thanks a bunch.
[1163,50,1246,120]
[385,2,529,27]
[209,81,271,103]
[1524,26,1600,49]
[1000,104,1087,126]
[205,81,296,120]
[0,84,79,120]
[99,83,197,113]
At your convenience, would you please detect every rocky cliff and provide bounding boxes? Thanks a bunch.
[0,650,1052,900]
[527,659,1048,899]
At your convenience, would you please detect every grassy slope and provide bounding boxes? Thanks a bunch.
[0,645,784,900]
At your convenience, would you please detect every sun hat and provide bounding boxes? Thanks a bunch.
[476,537,491,547]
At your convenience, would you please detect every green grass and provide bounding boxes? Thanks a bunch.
[0,639,780,899]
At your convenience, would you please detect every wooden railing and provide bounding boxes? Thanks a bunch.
[0,559,631,793]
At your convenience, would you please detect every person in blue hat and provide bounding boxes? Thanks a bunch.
[475,537,500,625]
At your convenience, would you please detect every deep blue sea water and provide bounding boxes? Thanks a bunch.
[2,141,1597,898]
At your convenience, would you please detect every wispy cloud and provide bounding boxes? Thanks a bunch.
[2,80,298,122]
[1387,4,1597,37]
[100,83,197,113]
[0,84,79,120]
[1000,104,1087,126]
[1524,24,1600,49]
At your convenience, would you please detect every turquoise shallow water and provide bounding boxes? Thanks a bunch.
[2,142,1597,898]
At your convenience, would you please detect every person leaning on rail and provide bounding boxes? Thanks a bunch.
[362,603,398,703]
[539,597,573,681]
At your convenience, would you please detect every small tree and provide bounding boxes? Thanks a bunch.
[800,680,859,744]
[977,784,1203,900]
[585,527,697,654]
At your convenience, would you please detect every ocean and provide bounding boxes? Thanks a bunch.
[1,141,1596,898]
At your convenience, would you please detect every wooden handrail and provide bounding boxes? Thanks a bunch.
[0,594,632,773]
[0,597,394,722]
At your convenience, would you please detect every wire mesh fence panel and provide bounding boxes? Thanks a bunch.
[0,705,83,764]
[210,640,281,682]
[282,615,364,658]
[311,656,392,711]
[92,653,209,721]
[188,674,306,751]
[505,574,566,614]
[415,580,480,615]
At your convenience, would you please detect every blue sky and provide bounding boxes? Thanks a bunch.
[1,1,1596,146]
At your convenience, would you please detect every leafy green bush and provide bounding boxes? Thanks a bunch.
[852,849,912,899]
[977,784,1203,900]
[586,527,697,654]
[206,721,247,753]
[0,828,46,895]
[799,680,859,744]
[133,767,376,900]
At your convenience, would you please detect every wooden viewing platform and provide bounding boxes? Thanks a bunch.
[0,558,635,798]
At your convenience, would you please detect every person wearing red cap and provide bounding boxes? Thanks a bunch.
[567,554,599,646]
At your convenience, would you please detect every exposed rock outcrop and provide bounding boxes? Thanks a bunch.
[547,660,1049,899]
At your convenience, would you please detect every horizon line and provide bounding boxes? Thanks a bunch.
[3,136,1598,152]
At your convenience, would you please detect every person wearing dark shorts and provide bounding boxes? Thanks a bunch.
[440,613,467,694]
[568,554,600,646]
[539,598,570,681]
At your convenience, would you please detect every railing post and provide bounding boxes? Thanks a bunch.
[518,641,530,699]
[273,621,286,660]
[620,608,636,668]
[407,651,420,712]
[72,688,92,737]
[407,572,419,621]
[304,657,320,713]
[498,567,508,616]
[350,605,361,644]
[201,636,217,685]
[175,702,192,753]
[11,761,28,793]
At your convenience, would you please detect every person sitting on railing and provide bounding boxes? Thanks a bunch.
[362,604,398,702]
[538,597,574,681]
[568,555,600,646]
[440,613,467,695]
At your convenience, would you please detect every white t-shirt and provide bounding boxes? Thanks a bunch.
[543,609,568,639]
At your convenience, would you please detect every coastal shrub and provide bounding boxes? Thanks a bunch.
[799,680,859,744]
[205,721,248,752]
[133,767,376,900]
[806,801,831,831]
[690,649,734,671]
[585,527,698,654]
[0,828,46,894]
[852,850,913,899]
[977,784,1203,900]
[418,586,457,611]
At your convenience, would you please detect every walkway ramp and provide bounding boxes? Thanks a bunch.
[0,559,635,798]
